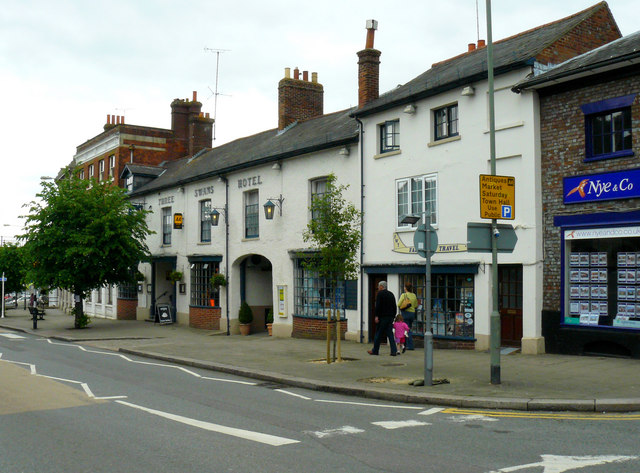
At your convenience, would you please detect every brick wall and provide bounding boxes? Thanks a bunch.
[357,48,381,108]
[189,306,221,330]
[540,75,640,311]
[117,298,137,320]
[536,6,621,66]
[292,316,347,340]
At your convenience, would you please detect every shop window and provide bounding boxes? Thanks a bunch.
[434,104,458,141]
[190,261,220,307]
[244,190,259,238]
[397,174,437,227]
[200,200,211,243]
[400,273,474,339]
[565,232,640,330]
[162,207,172,245]
[294,259,345,317]
[118,270,138,299]
[379,120,400,153]
[582,94,635,161]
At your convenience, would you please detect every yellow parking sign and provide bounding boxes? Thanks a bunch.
[480,175,515,220]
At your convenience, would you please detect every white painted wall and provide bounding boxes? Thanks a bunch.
[360,68,544,352]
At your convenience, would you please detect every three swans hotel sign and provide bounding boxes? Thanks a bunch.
[564,169,640,204]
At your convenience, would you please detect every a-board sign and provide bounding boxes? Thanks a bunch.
[479,174,515,220]
[156,304,173,325]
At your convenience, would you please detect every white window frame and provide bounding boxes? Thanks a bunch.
[162,207,172,245]
[396,173,438,229]
[99,159,105,181]
[244,190,259,239]
[310,176,328,222]
[109,155,115,178]
[88,164,94,179]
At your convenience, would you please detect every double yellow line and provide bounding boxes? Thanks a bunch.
[443,408,640,421]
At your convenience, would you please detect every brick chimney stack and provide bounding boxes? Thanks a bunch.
[357,19,380,108]
[278,67,324,130]
[171,91,213,155]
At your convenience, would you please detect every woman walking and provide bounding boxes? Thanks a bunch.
[397,283,418,350]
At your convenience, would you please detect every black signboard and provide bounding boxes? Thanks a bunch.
[156,304,173,325]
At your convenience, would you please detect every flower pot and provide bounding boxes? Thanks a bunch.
[266,323,273,336]
[239,323,251,336]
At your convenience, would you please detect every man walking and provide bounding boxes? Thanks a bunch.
[368,281,398,356]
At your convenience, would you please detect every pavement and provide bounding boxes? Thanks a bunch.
[1,307,639,412]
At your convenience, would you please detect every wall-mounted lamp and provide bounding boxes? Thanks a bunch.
[206,206,227,226]
[403,104,416,114]
[461,86,475,96]
[272,162,281,170]
[148,204,153,210]
[338,146,350,156]
[178,186,184,193]
[264,194,284,220]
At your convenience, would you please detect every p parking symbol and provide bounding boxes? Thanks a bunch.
[501,205,512,219]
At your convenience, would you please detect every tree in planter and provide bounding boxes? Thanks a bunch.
[238,301,253,335]
[20,177,152,329]
[302,173,362,363]
[265,308,274,336]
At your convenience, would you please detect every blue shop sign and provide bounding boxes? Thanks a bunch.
[564,169,640,204]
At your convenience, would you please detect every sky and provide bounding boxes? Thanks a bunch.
[0,0,637,240]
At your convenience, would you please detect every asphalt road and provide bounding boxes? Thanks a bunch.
[1,330,639,473]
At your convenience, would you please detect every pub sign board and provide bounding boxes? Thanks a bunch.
[174,213,183,229]
[564,168,640,205]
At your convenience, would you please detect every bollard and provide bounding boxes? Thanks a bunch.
[32,309,37,329]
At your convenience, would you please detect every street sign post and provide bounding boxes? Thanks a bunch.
[480,174,515,220]
[413,223,438,257]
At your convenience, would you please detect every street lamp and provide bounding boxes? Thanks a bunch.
[263,194,284,220]
[401,210,435,387]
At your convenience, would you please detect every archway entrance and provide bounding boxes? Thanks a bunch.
[234,254,273,333]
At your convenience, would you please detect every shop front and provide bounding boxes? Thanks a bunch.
[364,265,478,349]
[550,172,640,358]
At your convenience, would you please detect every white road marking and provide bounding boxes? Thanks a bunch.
[449,414,499,423]
[81,383,95,398]
[372,420,431,430]
[0,333,25,339]
[275,389,311,400]
[305,426,365,438]
[315,399,423,410]
[201,376,256,386]
[488,454,639,473]
[419,407,445,416]
[116,400,299,446]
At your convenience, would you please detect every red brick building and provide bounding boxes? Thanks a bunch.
[514,31,640,357]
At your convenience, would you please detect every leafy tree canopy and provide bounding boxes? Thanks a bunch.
[0,243,27,294]
[20,177,152,305]
[302,173,362,282]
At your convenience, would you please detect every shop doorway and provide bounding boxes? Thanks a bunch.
[499,264,523,347]
[367,274,387,342]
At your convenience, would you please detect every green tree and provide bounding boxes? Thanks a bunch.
[0,243,27,295]
[302,173,362,363]
[21,178,152,328]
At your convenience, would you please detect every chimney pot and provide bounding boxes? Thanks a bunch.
[478,39,486,48]
[311,72,318,83]
[205,112,210,118]
[365,19,378,49]
[106,114,110,124]
[468,43,476,52]
[294,67,300,80]
[193,91,197,102]
[303,70,309,81]
[116,116,120,124]
[111,114,116,124]
[284,67,291,79]
[121,115,125,124]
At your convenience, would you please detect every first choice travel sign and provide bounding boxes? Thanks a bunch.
[479,174,515,220]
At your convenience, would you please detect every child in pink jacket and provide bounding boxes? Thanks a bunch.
[393,314,410,354]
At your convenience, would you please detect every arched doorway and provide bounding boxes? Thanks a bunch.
[233,254,273,333]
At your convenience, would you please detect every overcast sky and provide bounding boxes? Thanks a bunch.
[0,0,637,239]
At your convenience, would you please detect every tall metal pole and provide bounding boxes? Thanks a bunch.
[424,210,433,386]
[1,272,5,319]
[486,0,501,385]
